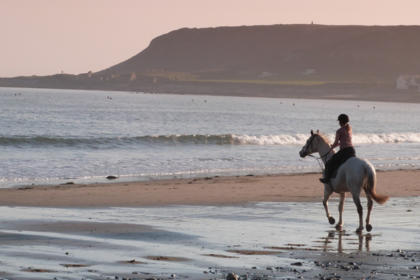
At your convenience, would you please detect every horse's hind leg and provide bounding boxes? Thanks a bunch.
[336,193,345,231]
[323,185,335,225]
[365,196,373,232]
[352,193,364,233]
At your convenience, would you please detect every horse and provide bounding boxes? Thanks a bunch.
[299,130,389,233]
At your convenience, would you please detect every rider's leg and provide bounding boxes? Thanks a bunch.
[320,153,339,183]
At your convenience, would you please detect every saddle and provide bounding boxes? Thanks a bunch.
[330,155,355,179]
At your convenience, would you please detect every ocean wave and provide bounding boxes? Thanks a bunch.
[232,133,420,145]
[352,133,420,144]
[1,133,420,148]
[0,135,237,148]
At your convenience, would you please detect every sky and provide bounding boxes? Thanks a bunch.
[2,0,420,77]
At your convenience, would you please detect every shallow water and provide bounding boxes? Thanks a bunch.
[0,197,418,279]
[1,87,420,187]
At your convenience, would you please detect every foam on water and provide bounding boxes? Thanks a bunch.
[234,132,420,145]
[2,132,420,148]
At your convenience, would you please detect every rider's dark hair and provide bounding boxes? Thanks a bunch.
[337,114,349,124]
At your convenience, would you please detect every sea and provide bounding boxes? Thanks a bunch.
[0,87,419,188]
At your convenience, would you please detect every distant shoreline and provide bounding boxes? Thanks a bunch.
[4,24,420,105]
[1,84,420,104]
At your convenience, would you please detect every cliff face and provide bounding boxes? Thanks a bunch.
[100,24,420,81]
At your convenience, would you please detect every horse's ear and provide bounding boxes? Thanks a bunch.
[316,129,319,134]
[310,130,314,135]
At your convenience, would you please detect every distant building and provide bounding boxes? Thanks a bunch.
[302,68,316,76]
[396,75,420,91]
[259,72,274,78]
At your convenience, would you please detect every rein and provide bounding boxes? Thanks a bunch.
[304,134,333,171]
[308,154,325,171]
[309,149,332,162]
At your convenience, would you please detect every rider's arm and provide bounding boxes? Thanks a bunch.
[330,129,340,149]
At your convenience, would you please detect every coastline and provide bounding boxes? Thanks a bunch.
[2,84,420,104]
[1,169,419,207]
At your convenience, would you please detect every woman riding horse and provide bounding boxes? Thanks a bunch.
[320,113,356,184]
[299,127,388,232]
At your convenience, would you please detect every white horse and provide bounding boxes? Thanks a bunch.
[299,130,389,233]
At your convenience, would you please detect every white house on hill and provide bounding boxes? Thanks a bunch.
[396,75,420,91]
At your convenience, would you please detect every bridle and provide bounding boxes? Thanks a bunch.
[303,134,333,170]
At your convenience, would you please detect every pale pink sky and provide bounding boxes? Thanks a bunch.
[2,0,420,77]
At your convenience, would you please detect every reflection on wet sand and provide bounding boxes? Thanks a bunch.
[0,198,418,279]
[321,230,372,253]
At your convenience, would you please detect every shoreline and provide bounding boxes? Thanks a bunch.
[1,169,419,207]
[3,85,420,104]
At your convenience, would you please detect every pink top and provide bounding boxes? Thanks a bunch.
[331,124,353,150]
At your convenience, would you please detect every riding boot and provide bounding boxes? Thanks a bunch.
[319,169,330,184]
[319,177,330,183]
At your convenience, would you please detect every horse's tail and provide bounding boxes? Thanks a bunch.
[365,162,389,205]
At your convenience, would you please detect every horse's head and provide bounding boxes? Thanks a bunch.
[299,130,321,158]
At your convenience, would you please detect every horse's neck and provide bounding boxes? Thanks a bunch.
[317,139,334,164]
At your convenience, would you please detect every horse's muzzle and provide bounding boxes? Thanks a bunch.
[299,150,306,158]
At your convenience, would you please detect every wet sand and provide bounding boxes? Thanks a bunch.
[0,171,419,279]
[0,169,419,207]
[0,198,419,279]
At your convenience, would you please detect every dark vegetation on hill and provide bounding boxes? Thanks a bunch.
[101,24,420,81]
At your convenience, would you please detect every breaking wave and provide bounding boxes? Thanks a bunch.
[1,133,420,148]
[231,133,420,145]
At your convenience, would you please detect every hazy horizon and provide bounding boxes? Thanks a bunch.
[2,0,420,78]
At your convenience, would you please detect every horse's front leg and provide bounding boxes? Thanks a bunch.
[323,185,335,225]
[336,193,345,231]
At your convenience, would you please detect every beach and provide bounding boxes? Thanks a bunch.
[0,170,418,207]
[0,171,419,279]
[0,88,419,279]
[4,11,420,279]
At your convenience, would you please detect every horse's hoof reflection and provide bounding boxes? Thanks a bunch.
[366,224,373,232]
[328,217,335,225]
[321,230,373,252]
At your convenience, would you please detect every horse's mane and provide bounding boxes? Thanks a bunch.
[315,132,331,145]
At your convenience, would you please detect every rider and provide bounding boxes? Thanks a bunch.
[319,113,356,184]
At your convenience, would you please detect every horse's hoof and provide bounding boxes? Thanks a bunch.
[366,224,373,232]
[356,227,363,234]
[335,224,343,231]
[328,217,335,225]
